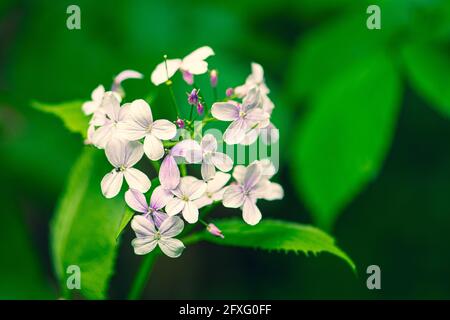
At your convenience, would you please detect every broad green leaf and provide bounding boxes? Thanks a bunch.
[293,53,401,229]
[33,100,88,138]
[51,147,127,299]
[402,42,450,118]
[187,218,355,272]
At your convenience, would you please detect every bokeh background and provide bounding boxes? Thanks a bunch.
[1,0,449,299]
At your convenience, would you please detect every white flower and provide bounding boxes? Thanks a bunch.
[91,92,129,149]
[151,46,215,86]
[232,159,284,201]
[199,134,233,181]
[211,86,269,145]
[234,62,270,98]
[118,99,177,161]
[101,140,150,198]
[194,172,231,209]
[82,85,105,115]
[165,176,207,224]
[131,215,185,258]
[222,163,266,225]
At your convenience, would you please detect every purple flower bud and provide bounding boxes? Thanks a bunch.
[210,70,218,88]
[197,102,204,115]
[176,118,185,129]
[187,89,199,106]
[207,223,224,239]
[182,70,194,85]
[226,87,234,97]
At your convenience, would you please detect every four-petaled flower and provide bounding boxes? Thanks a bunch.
[199,134,233,181]
[234,62,270,98]
[131,215,185,258]
[165,176,206,224]
[151,46,215,86]
[118,99,177,161]
[222,163,267,225]
[101,140,150,198]
[125,187,172,228]
[211,86,269,145]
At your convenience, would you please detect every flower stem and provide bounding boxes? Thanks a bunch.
[128,252,159,300]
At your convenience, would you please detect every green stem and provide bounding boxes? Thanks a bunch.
[180,163,187,176]
[167,83,180,117]
[128,252,158,300]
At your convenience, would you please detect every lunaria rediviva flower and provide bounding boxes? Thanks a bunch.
[211,86,269,145]
[125,187,172,228]
[80,47,284,258]
[165,176,207,224]
[131,215,185,258]
[101,140,150,198]
[150,46,215,86]
[118,99,177,161]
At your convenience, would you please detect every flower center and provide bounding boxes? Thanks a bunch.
[115,165,126,172]
[239,110,246,118]
[154,231,161,240]
[182,195,189,201]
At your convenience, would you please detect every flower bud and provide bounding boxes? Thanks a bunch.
[187,89,199,106]
[207,223,224,239]
[226,87,234,97]
[176,118,185,129]
[210,69,218,88]
[182,70,194,85]
[197,102,204,115]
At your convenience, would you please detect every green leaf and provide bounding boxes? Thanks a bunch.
[293,53,401,229]
[188,218,355,272]
[32,100,88,138]
[116,207,134,240]
[51,147,127,299]
[402,42,450,118]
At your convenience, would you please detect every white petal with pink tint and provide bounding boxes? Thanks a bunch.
[151,119,176,140]
[222,185,245,208]
[101,171,124,198]
[211,102,239,121]
[182,201,199,223]
[242,198,261,226]
[144,134,164,161]
[124,168,151,193]
[151,59,182,85]
[125,189,148,213]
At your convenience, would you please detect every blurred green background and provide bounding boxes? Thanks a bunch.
[1,0,450,299]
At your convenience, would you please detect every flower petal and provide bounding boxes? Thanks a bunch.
[222,185,245,208]
[201,163,216,181]
[125,189,149,213]
[150,185,173,210]
[232,165,246,184]
[114,70,143,85]
[262,182,284,201]
[151,119,177,140]
[151,211,168,229]
[92,123,114,149]
[165,197,185,216]
[132,237,158,255]
[210,152,233,172]
[242,198,262,226]
[223,118,248,144]
[211,102,239,121]
[101,170,124,198]
[124,141,145,167]
[243,162,262,191]
[201,134,217,153]
[260,122,279,145]
[181,46,214,75]
[131,215,156,237]
[144,134,164,161]
[124,168,151,193]
[185,179,207,200]
[171,139,202,163]
[158,238,185,258]
[207,172,231,193]
[101,91,121,121]
[182,201,199,223]
[158,215,184,237]
[151,59,182,86]
[82,101,99,115]
[159,155,180,190]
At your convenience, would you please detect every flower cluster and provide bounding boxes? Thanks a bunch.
[81,47,283,258]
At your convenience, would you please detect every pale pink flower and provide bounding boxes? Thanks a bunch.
[125,187,172,228]
[111,70,143,96]
[82,85,105,116]
[151,46,215,86]
[222,162,268,225]
[131,215,185,258]
[194,172,230,209]
[165,176,207,224]
[211,87,269,145]
[207,223,224,239]
[118,99,177,161]
[199,134,233,181]
[101,140,150,198]
[210,69,218,88]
